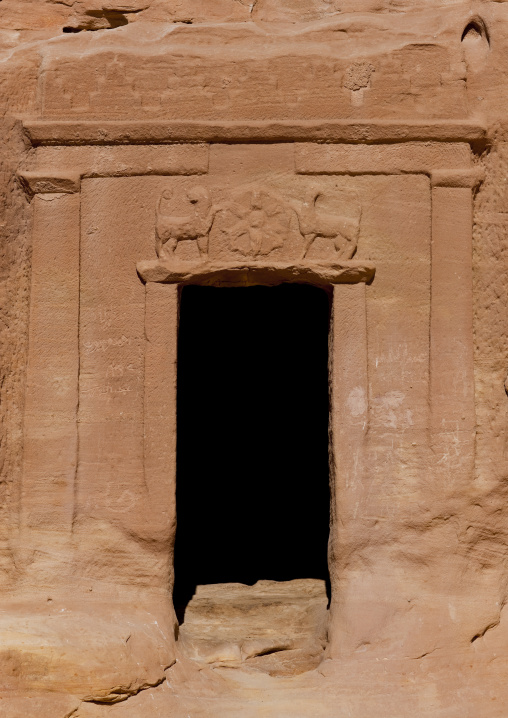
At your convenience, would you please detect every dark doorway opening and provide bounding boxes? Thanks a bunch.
[173,284,331,622]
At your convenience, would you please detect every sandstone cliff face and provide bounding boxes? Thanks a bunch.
[2,2,508,717]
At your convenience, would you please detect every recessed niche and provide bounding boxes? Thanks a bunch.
[461,18,490,70]
[173,284,331,673]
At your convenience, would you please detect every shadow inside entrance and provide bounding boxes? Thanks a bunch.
[173,284,331,624]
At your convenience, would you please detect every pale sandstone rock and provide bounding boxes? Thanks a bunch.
[178,579,328,673]
[0,600,176,702]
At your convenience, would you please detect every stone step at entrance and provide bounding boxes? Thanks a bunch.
[177,578,328,676]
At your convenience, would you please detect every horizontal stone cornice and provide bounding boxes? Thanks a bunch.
[22,119,487,147]
[137,259,375,286]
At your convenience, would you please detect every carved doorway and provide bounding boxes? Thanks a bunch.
[173,284,330,673]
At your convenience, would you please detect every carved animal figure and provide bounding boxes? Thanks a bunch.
[156,186,222,260]
[292,187,361,260]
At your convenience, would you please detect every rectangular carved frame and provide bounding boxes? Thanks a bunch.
[18,118,483,655]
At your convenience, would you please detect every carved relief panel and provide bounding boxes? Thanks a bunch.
[137,174,370,286]
[152,181,361,262]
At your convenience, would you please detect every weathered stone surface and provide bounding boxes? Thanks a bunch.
[178,579,328,673]
[0,600,176,702]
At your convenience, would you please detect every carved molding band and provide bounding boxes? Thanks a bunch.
[137,258,375,286]
[430,168,485,188]
[18,171,81,196]
[22,119,487,146]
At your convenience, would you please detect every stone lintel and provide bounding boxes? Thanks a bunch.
[23,119,487,146]
[295,142,473,175]
[18,170,81,196]
[430,168,485,188]
[137,259,375,287]
[34,144,210,178]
